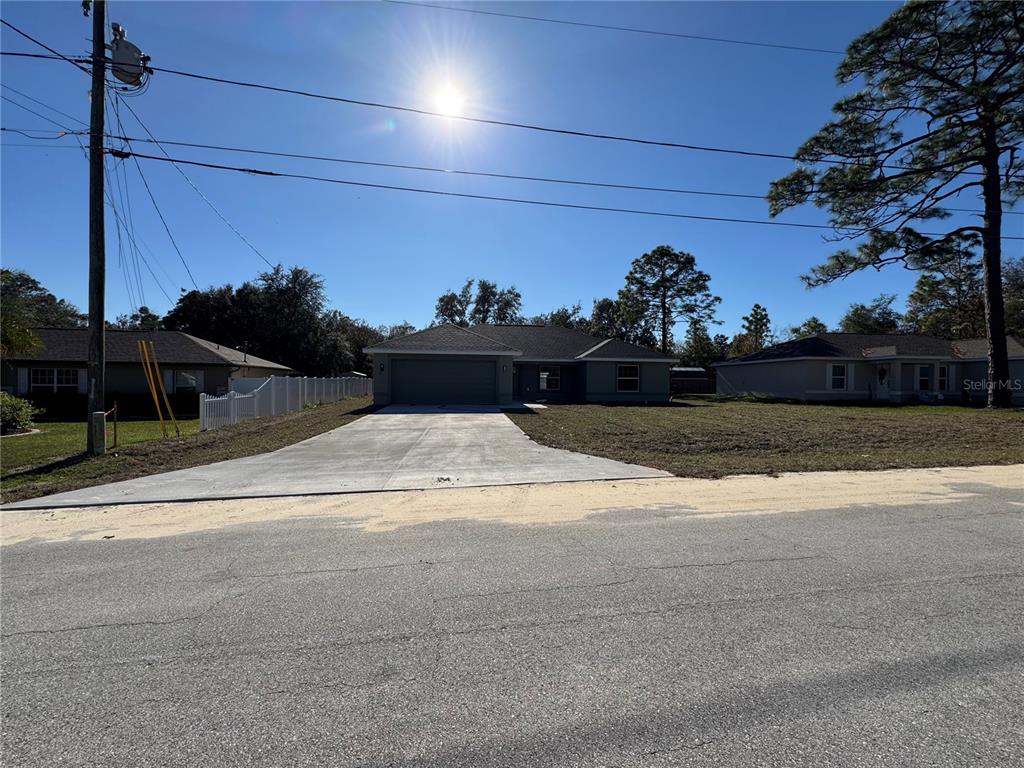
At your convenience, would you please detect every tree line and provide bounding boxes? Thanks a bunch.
[433,245,720,354]
[4,246,1020,376]
[678,253,1024,368]
[0,266,412,376]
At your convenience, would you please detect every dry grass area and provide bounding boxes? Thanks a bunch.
[507,398,1024,478]
[1,397,371,503]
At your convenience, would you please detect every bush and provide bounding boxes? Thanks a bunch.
[0,392,39,435]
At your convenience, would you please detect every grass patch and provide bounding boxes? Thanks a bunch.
[1,419,201,474]
[1,397,371,503]
[507,399,1024,478]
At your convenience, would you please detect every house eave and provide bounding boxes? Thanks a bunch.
[364,348,522,356]
[580,357,677,363]
[716,354,955,367]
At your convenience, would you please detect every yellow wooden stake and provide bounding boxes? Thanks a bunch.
[138,340,167,437]
[148,341,180,438]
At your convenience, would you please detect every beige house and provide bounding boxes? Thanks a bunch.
[716,333,1024,405]
[1,328,293,417]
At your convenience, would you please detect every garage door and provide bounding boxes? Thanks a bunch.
[391,358,497,405]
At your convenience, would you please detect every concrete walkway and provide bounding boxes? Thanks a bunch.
[3,406,668,509]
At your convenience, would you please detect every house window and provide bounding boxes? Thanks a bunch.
[917,365,931,391]
[55,368,79,388]
[174,370,199,392]
[539,366,560,391]
[30,368,55,391]
[937,365,948,391]
[617,365,640,392]
[830,364,847,391]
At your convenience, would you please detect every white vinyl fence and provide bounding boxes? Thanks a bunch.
[199,375,371,431]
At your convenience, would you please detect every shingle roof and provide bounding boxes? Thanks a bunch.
[952,336,1024,359]
[364,324,522,354]
[576,337,674,360]
[719,333,1024,364]
[471,324,601,358]
[472,325,674,360]
[7,328,292,370]
[364,323,675,360]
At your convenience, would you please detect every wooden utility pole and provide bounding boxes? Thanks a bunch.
[86,0,106,453]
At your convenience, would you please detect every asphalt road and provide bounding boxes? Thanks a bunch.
[3,475,1022,767]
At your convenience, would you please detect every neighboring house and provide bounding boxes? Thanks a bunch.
[364,323,675,406]
[670,366,716,395]
[1,328,293,416]
[716,332,1024,404]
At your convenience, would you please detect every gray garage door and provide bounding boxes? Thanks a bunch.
[391,358,497,405]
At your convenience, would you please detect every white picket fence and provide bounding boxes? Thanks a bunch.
[199,375,371,431]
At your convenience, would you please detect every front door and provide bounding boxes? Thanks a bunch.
[875,364,891,400]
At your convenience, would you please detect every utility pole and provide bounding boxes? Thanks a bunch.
[86,0,106,454]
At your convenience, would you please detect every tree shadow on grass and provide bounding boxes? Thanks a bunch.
[1,451,91,481]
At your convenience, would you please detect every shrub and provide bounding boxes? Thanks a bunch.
[0,392,39,435]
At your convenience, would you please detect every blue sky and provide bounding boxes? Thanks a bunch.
[3,1,1020,338]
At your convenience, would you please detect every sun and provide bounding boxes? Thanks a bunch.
[433,81,465,117]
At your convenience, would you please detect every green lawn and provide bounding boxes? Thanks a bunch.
[1,397,371,503]
[507,398,1024,478]
[2,419,200,475]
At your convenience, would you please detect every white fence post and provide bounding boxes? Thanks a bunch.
[229,391,238,425]
[199,392,207,431]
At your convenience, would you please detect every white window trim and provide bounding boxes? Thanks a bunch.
[538,365,561,392]
[30,367,80,392]
[917,364,932,392]
[827,363,849,392]
[616,364,640,392]
[937,364,948,392]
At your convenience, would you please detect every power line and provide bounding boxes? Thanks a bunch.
[111,93,276,268]
[109,148,1024,240]
[61,110,178,307]
[0,18,92,75]
[137,62,850,162]
[0,142,83,148]
[382,0,845,55]
[0,43,987,178]
[0,50,90,64]
[96,129,776,200]
[106,98,149,309]
[0,94,73,131]
[124,145,200,289]
[105,190,176,305]
[95,130,1021,217]
[1,83,87,127]
[6,125,1017,217]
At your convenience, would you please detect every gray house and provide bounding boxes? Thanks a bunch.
[716,332,1024,404]
[365,323,675,406]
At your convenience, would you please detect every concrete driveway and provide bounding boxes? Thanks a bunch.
[4,406,668,509]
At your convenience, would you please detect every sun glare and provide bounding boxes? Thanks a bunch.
[434,82,465,117]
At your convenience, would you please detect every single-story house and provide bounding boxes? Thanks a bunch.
[1,328,293,417]
[715,332,1024,404]
[364,323,675,406]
